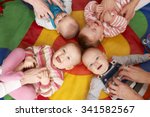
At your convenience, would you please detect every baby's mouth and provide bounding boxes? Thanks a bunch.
[56,56,61,63]
[97,64,102,70]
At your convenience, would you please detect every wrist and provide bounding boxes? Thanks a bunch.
[131,0,140,8]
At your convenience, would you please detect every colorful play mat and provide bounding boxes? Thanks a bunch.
[0,0,150,100]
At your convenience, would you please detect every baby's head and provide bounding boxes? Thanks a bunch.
[78,21,104,49]
[52,43,82,70]
[55,13,79,39]
[82,48,109,75]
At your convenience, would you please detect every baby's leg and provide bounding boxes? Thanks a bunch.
[2,48,25,74]
[9,84,37,100]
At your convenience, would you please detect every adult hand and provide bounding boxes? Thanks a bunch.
[108,78,143,100]
[119,66,150,84]
[120,0,140,22]
[24,0,54,19]
[21,67,47,85]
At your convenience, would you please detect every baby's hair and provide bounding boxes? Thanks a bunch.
[78,33,99,50]
[72,42,82,65]
[62,19,80,39]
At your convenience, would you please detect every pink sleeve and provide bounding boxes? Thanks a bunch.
[0,71,24,82]
[84,1,98,23]
[104,15,127,37]
[115,0,131,10]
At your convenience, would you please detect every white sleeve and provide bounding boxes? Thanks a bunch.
[0,80,21,98]
[35,17,55,30]
[87,77,105,100]
[62,0,72,14]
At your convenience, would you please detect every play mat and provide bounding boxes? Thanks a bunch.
[0,0,150,100]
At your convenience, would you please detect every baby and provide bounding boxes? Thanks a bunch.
[35,0,79,39]
[0,43,81,99]
[82,48,150,99]
[78,0,132,49]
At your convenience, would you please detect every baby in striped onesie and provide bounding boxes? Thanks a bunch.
[0,43,81,99]
[78,0,133,49]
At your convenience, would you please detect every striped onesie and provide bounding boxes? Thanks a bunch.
[25,46,64,97]
[84,0,131,37]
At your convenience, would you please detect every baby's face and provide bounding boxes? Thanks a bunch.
[52,43,81,70]
[80,21,104,44]
[82,48,109,75]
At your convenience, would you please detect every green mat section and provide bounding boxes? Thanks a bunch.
[129,11,148,39]
[0,0,34,50]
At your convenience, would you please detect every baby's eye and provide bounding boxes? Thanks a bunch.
[63,49,66,53]
[67,56,70,60]
[96,57,99,60]
[58,19,62,23]
[89,63,93,67]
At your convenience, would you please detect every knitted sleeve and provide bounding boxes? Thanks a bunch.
[112,54,150,65]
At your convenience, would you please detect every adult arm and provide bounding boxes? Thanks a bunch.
[23,0,54,19]
[120,0,140,22]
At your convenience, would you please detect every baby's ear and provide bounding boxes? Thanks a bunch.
[99,34,104,42]
[65,66,74,70]
[56,28,60,33]
[102,52,107,59]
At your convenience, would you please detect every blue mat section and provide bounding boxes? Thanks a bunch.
[0,48,10,100]
[140,3,150,39]
[0,48,10,65]
[139,3,150,71]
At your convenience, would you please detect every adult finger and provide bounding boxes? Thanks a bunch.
[54,0,65,11]
[47,10,54,19]
[113,78,123,86]
[108,88,117,95]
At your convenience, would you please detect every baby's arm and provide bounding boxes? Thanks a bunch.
[84,1,98,23]
[103,11,128,37]
[112,54,150,66]
[87,77,106,100]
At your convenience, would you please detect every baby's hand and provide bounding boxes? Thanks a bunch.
[23,56,37,70]
[38,70,50,85]
[103,11,113,23]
